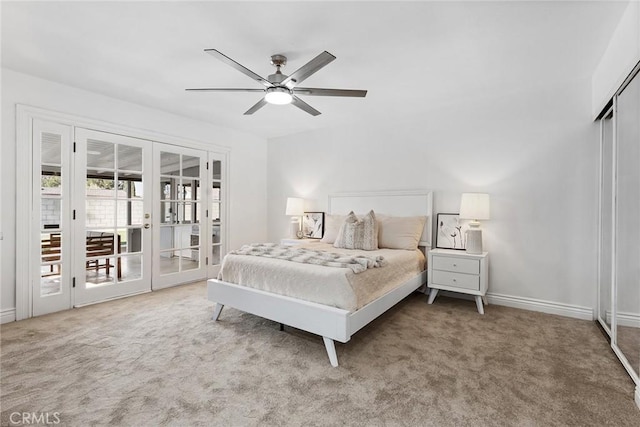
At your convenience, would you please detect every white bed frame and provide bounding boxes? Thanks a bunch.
[207,190,433,367]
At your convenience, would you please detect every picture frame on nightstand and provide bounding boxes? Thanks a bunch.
[435,213,470,250]
[302,212,324,239]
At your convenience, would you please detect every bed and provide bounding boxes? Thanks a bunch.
[207,190,433,366]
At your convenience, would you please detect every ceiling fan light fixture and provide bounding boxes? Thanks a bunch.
[264,87,293,105]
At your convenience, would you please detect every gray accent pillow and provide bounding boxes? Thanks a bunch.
[334,210,378,251]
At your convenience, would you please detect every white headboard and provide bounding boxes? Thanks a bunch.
[328,190,434,248]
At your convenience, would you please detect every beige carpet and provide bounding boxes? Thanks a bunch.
[1,282,638,426]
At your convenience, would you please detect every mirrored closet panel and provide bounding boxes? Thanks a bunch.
[598,109,613,333]
[614,70,640,376]
[598,67,640,384]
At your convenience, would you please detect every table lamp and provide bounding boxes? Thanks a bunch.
[285,197,304,239]
[459,193,490,254]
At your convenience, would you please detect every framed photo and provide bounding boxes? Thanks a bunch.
[302,212,325,239]
[435,213,470,250]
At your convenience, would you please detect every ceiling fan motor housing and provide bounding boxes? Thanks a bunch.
[268,72,287,85]
[268,54,289,84]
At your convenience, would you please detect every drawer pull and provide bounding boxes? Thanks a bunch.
[453,264,457,267]
[453,279,457,282]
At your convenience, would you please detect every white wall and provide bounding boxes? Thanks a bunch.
[592,0,640,118]
[1,68,268,316]
[267,76,599,313]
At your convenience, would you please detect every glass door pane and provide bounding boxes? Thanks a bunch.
[33,120,73,316]
[153,143,206,289]
[74,129,152,305]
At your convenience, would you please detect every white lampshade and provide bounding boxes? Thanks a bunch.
[285,197,304,216]
[459,193,490,221]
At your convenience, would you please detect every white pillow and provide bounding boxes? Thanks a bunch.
[320,214,346,244]
[377,215,426,250]
[334,210,378,251]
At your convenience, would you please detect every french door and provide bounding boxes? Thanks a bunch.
[32,120,73,316]
[73,129,153,305]
[208,153,225,278]
[28,115,227,317]
[152,143,208,289]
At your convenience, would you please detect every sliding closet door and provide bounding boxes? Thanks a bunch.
[614,72,640,377]
[598,109,614,333]
[73,129,153,305]
[32,120,73,316]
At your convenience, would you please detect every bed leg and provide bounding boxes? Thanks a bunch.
[322,337,339,367]
[212,303,224,321]
[279,323,284,331]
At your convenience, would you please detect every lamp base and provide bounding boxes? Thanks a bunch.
[465,223,483,254]
[289,219,300,239]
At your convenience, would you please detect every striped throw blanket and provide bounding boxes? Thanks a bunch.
[228,243,387,274]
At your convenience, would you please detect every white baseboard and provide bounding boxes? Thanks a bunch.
[1,308,16,324]
[438,290,593,320]
[616,311,640,328]
[605,310,640,328]
[635,385,640,410]
[487,293,593,320]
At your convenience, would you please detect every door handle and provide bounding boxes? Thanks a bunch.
[144,224,151,229]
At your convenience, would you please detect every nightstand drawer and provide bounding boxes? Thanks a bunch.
[432,270,479,291]
[432,256,479,275]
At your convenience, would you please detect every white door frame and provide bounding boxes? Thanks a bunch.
[16,104,230,320]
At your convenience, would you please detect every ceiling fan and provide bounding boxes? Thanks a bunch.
[186,49,367,116]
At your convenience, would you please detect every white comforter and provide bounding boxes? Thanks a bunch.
[218,243,425,312]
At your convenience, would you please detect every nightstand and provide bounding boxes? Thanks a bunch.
[280,238,320,246]
[427,249,489,314]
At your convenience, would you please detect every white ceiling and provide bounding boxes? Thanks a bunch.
[1,1,628,140]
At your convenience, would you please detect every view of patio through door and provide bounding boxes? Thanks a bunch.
[73,129,153,306]
[34,119,73,316]
[152,144,208,289]
[30,117,224,316]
